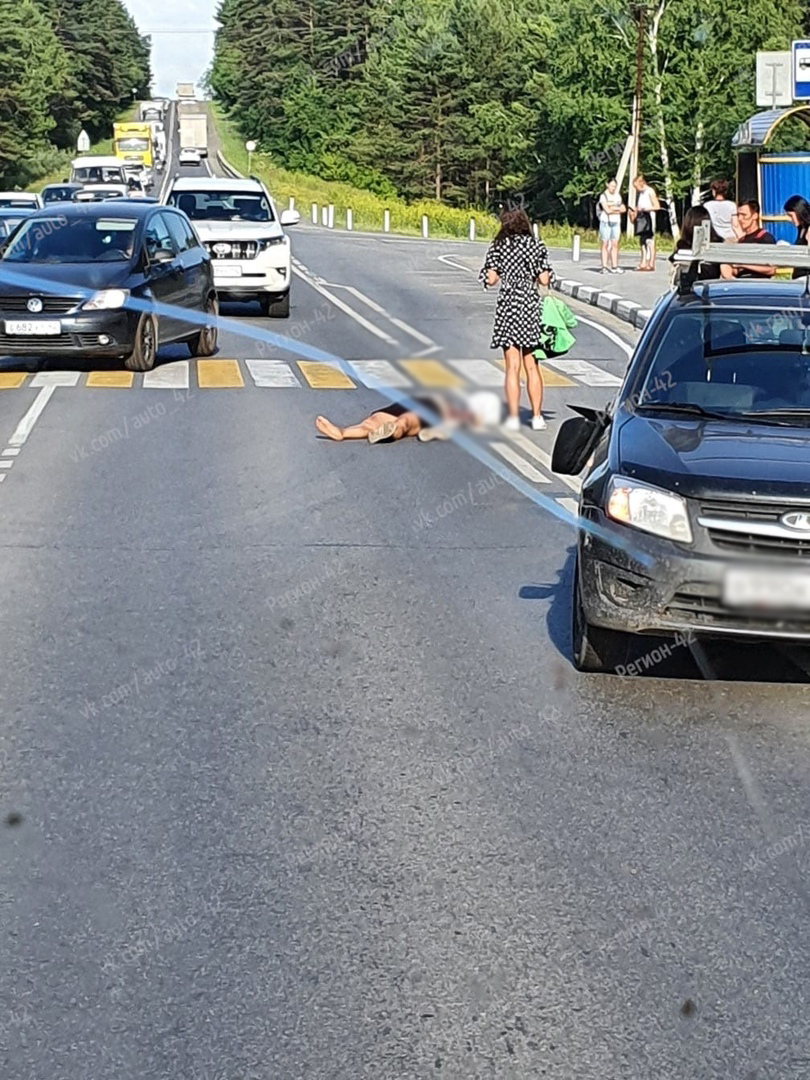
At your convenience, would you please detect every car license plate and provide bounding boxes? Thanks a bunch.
[4,320,62,336]
[723,567,810,610]
[215,266,242,278]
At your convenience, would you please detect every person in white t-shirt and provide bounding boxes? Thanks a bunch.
[597,179,626,274]
[628,174,661,270]
[704,179,738,241]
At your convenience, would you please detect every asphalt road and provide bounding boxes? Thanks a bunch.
[0,128,809,1080]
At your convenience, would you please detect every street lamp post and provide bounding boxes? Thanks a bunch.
[626,2,647,237]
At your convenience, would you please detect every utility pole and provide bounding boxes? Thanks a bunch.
[626,1,646,236]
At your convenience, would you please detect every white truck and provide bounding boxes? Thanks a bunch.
[176,82,196,101]
[139,100,165,123]
[179,114,208,158]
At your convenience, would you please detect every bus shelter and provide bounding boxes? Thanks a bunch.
[732,105,810,242]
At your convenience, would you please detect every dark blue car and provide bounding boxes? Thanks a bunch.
[0,200,218,371]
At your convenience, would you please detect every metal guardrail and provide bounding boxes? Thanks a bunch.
[216,150,242,179]
[671,221,810,270]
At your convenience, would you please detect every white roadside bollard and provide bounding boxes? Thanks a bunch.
[572,233,581,262]
[532,223,539,241]
[383,209,390,233]
[421,214,428,239]
[469,218,476,242]
[321,206,328,227]
[289,196,295,211]
[346,208,353,231]
[311,202,318,225]
[327,204,335,228]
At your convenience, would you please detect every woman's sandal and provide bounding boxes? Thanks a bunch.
[368,420,398,443]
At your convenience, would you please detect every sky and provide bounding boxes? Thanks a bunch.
[124,0,218,97]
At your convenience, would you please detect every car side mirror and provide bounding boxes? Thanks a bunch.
[150,248,174,264]
[280,209,300,227]
[551,408,611,475]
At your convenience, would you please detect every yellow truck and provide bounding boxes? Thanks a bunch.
[113,122,153,169]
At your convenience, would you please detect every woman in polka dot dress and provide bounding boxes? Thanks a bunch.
[479,209,556,431]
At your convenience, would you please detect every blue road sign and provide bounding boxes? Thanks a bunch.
[793,41,810,100]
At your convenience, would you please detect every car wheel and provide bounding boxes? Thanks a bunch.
[123,314,158,372]
[571,554,631,673]
[188,295,219,357]
[260,292,290,318]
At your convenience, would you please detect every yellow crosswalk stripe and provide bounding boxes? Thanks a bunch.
[400,359,464,388]
[493,356,575,387]
[86,371,134,387]
[297,361,356,389]
[197,359,244,388]
[0,373,27,389]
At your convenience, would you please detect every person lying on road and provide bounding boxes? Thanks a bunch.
[315,391,501,444]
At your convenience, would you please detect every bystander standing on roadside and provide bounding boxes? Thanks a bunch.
[628,175,660,272]
[784,194,810,279]
[479,208,555,432]
[668,206,723,289]
[704,179,738,241]
[720,200,776,279]
[597,179,626,274]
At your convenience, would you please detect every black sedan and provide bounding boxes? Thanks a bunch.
[0,201,217,371]
[553,278,810,672]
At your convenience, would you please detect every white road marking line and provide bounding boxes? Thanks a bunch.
[544,359,622,386]
[448,360,503,386]
[2,448,20,457]
[29,371,80,387]
[352,361,412,388]
[574,314,634,358]
[8,386,55,448]
[142,362,189,389]
[0,474,5,482]
[505,432,582,493]
[0,460,13,469]
[387,317,435,348]
[245,359,301,387]
[437,254,475,272]
[557,497,579,516]
[291,265,399,345]
[490,441,551,484]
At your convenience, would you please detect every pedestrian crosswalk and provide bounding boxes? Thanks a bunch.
[0,355,623,393]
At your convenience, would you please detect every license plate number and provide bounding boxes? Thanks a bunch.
[215,266,242,278]
[4,320,62,336]
[723,567,810,610]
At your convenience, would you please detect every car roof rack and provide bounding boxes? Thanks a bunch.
[672,223,810,297]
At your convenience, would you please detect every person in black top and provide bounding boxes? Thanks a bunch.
[720,200,776,279]
[784,194,810,279]
[668,205,723,288]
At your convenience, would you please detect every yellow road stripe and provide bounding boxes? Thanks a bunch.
[297,361,356,389]
[0,373,27,389]
[400,359,464,388]
[86,371,134,387]
[494,356,575,387]
[197,359,244,388]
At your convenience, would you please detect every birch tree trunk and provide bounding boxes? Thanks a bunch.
[647,0,680,240]
[691,119,705,206]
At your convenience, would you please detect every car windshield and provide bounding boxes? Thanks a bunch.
[168,189,274,222]
[0,197,36,208]
[632,309,810,422]
[117,137,150,153]
[73,166,126,184]
[1,217,137,263]
[42,188,76,203]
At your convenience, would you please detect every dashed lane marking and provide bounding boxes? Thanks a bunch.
[142,362,189,389]
[244,359,301,387]
[544,358,622,387]
[197,359,245,388]
[86,371,134,387]
[558,497,579,516]
[493,355,576,387]
[400,359,464,388]
[490,442,551,484]
[297,361,356,389]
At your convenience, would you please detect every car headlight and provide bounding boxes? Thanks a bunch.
[606,476,693,544]
[258,236,288,249]
[82,289,130,311]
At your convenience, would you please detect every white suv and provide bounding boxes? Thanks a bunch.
[164,176,299,316]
